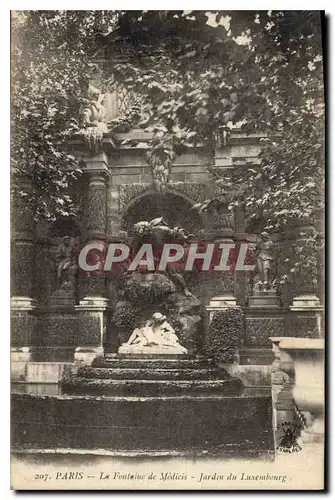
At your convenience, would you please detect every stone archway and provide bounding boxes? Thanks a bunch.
[120,191,203,234]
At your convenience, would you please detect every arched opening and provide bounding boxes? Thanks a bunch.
[121,191,203,234]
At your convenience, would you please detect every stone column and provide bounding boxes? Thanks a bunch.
[11,175,35,304]
[234,228,248,308]
[108,184,122,239]
[75,154,111,363]
[11,175,36,375]
[80,154,110,299]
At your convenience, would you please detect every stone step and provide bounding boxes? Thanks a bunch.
[77,366,227,381]
[61,377,243,396]
[92,355,213,370]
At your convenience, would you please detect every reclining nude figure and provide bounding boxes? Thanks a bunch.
[119,312,187,354]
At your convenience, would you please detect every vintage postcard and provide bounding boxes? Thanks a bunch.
[10,10,325,490]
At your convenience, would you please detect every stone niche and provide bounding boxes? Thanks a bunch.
[120,189,204,235]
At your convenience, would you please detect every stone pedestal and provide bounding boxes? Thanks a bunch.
[33,305,79,362]
[11,297,37,380]
[75,297,110,364]
[12,300,82,382]
[11,297,36,351]
[243,297,284,364]
[248,293,281,309]
[49,289,76,307]
[245,292,281,343]
[206,294,238,323]
[289,295,323,338]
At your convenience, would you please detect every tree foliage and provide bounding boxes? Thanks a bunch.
[11,10,120,220]
[106,10,324,290]
[106,10,324,228]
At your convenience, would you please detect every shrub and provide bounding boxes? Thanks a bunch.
[113,302,139,331]
[204,308,244,362]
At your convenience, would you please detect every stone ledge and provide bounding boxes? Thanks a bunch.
[61,377,243,397]
[279,338,324,350]
[290,294,323,312]
[11,347,34,362]
[11,297,36,311]
[76,297,111,311]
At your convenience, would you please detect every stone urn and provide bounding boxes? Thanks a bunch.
[269,337,297,383]
[270,337,297,380]
[279,338,324,443]
[269,337,297,430]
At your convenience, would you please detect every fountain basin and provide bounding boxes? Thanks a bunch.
[11,353,275,457]
[12,389,274,457]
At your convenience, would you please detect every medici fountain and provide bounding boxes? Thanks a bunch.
[12,217,276,458]
[10,20,324,463]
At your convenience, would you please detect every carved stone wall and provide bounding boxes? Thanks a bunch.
[245,314,285,347]
[12,132,319,364]
[288,313,321,338]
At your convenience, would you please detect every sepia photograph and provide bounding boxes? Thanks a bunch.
[10,9,325,490]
